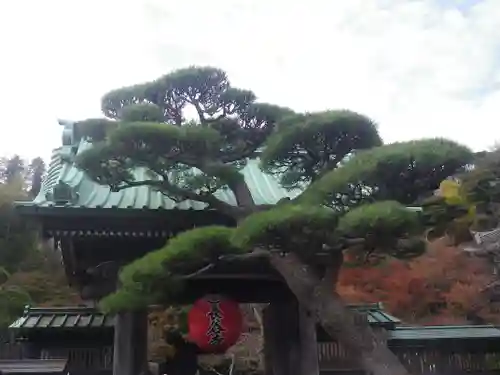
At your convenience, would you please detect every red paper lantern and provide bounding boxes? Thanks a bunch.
[188,295,243,353]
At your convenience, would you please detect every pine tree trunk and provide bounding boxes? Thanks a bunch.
[269,252,410,375]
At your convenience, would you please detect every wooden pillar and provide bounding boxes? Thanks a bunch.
[113,310,148,375]
[264,295,313,375]
[298,306,320,375]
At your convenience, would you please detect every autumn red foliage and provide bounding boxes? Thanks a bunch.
[338,239,500,325]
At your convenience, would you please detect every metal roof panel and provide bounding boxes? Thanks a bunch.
[0,359,67,374]
[21,141,301,212]
[9,306,114,331]
[389,325,500,340]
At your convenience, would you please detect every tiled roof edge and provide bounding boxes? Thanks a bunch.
[394,324,500,330]
[22,305,102,316]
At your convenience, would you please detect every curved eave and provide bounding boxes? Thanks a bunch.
[24,141,300,214]
[15,204,236,240]
[14,202,227,219]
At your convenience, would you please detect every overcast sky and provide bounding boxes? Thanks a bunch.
[1,0,499,160]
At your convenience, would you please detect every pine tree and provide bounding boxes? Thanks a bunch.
[74,66,473,375]
[27,157,46,198]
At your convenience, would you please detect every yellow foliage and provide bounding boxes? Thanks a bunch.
[439,180,462,203]
[148,308,181,361]
[438,179,476,218]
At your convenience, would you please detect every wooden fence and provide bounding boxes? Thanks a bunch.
[3,339,500,374]
[318,341,500,375]
[0,342,23,360]
[40,346,113,371]
[0,342,112,375]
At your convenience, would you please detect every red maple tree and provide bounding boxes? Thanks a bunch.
[338,239,500,324]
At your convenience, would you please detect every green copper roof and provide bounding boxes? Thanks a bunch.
[348,303,401,328]
[22,139,300,211]
[0,359,68,374]
[317,303,401,341]
[9,306,114,330]
[17,121,423,215]
[389,325,500,341]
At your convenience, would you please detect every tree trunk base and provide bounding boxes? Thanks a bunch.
[269,253,410,375]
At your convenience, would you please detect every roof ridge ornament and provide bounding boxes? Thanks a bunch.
[45,181,79,206]
[58,119,76,146]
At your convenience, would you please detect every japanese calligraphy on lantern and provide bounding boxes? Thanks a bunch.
[188,295,243,353]
[206,297,226,346]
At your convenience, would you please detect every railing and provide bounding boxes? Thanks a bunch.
[0,342,23,360]
[318,341,360,371]
[0,342,113,374]
[393,348,500,375]
[3,340,500,374]
[318,341,500,374]
[40,346,113,371]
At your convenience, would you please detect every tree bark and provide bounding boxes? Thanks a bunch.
[229,179,255,208]
[269,252,410,375]
[229,179,408,374]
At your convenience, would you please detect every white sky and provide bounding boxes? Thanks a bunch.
[0,0,499,160]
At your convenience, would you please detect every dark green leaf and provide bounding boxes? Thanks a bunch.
[261,110,381,188]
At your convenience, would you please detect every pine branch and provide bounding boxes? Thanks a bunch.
[219,148,259,163]
[114,179,239,217]
[218,248,271,262]
[182,263,216,279]
[181,249,272,279]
